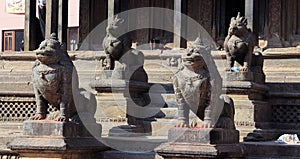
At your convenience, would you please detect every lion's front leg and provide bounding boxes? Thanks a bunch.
[174,77,189,128]
[224,36,234,72]
[104,54,115,70]
[242,48,253,72]
[55,101,68,122]
[226,53,234,71]
[55,73,71,122]
[31,89,48,120]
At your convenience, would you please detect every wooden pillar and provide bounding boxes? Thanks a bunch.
[245,0,259,39]
[79,0,107,50]
[24,0,36,51]
[108,0,119,25]
[297,1,300,34]
[58,0,68,44]
[173,0,187,48]
[45,0,58,39]
[79,0,91,49]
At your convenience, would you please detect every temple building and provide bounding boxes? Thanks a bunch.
[1,0,299,52]
[21,0,300,51]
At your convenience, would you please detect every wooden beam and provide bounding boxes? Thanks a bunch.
[173,0,187,48]
[58,0,68,45]
[24,0,36,51]
[45,0,58,39]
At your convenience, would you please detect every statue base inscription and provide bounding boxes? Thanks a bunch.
[8,120,108,159]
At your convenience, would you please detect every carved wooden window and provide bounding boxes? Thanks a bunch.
[3,31,15,52]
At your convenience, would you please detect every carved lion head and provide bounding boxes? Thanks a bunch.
[183,37,208,69]
[35,33,62,64]
[228,12,249,36]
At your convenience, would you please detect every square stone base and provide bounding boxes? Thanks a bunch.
[168,127,239,144]
[8,120,108,159]
[155,142,244,159]
[8,137,108,159]
[23,120,102,137]
[226,71,265,83]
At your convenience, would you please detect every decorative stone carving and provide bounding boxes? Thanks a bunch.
[31,33,95,122]
[224,12,256,72]
[102,16,150,126]
[173,37,235,129]
[155,38,242,159]
[102,16,125,70]
[9,34,106,159]
[173,40,211,127]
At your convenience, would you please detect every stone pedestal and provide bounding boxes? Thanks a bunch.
[108,125,147,137]
[8,120,108,159]
[226,71,265,84]
[168,128,239,144]
[224,72,269,140]
[155,128,243,159]
[91,70,157,137]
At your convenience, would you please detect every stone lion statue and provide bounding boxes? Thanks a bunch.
[224,12,256,72]
[174,38,235,129]
[31,33,96,122]
[174,38,211,128]
[102,16,126,70]
[102,16,150,125]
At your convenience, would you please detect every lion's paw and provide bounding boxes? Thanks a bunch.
[30,114,46,120]
[55,116,67,122]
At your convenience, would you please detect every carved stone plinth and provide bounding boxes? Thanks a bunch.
[108,125,147,137]
[168,127,239,144]
[226,71,265,84]
[155,127,243,159]
[8,120,108,159]
[22,120,101,137]
[156,142,244,159]
[223,79,269,140]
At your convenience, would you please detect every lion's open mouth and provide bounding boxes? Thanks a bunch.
[36,51,52,57]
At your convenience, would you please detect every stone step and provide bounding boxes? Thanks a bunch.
[101,136,167,152]
[0,75,31,82]
[0,82,33,94]
[148,120,177,136]
[267,83,300,92]
[243,141,300,159]
[0,123,23,149]
[101,150,163,159]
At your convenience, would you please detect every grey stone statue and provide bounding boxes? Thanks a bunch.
[102,16,149,125]
[31,33,95,122]
[173,38,211,128]
[102,16,125,70]
[174,38,235,129]
[224,12,256,72]
[102,16,148,83]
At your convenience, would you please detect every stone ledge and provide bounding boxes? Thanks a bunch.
[168,128,239,144]
[155,142,244,159]
[1,47,299,62]
[243,141,300,158]
[22,120,102,138]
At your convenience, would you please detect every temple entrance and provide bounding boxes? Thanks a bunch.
[214,0,245,45]
[225,0,245,37]
[127,0,174,49]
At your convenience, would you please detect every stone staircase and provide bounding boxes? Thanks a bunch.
[0,48,299,158]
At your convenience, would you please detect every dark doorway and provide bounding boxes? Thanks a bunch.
[225,0,245,36]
